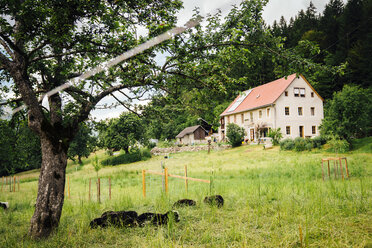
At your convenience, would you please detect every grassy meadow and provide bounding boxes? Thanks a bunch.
[1,139,372,247]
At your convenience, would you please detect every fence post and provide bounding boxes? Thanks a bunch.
[97,178,101,203]
[89,179,91,201]
[9,176,11,192]
[18,177,20,192]
[161,161,165,192]
[13,176,16,192]
[184,165,188,193]
[164,167,168,194]
[109,177,111,200]
[68,176,70,199]
[142,170,146,198]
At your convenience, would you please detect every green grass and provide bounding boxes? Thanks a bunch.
[1,142,372,247]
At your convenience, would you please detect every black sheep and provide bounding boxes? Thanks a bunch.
[137,211,180,226]
[203,195,224,208]
[90,210,138,229]
[173,199,196,208]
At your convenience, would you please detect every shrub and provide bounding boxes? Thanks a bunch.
[312,135,326,149]
[305,139,313,151]
[294,137,306,152]
[280,138,295,150]
[267,128,283,145]
[326,135,350,153]
[226,123,246,147]
[101,149,151,166]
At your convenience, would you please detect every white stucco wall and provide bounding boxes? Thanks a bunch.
[274,76,324,138]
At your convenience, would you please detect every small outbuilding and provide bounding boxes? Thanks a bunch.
[176,125,208,144]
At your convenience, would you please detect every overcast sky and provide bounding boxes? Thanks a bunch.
[91,0,345,120]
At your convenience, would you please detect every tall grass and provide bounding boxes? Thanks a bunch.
[0,143,371,247]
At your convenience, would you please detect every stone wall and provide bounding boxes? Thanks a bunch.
[151,145,231,156]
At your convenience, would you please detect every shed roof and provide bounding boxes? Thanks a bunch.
[221,73,301,116]
[176,125,205,138]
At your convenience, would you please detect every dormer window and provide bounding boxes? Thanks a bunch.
[285,91,288,96]
[311,92,314,97]
[256,94,260,98]
[294,87,305,97]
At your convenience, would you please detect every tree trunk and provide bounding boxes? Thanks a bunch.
[29,136,68,239]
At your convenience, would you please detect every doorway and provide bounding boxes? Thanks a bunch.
[299,126,304,138]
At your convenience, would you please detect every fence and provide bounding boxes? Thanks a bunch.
[64,176,112,203]
[142,165,210,198]
[321,157,349,181]
[1,176,21,192]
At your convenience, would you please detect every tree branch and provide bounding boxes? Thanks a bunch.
[0,37,15,60]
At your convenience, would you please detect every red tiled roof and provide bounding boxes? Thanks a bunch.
[221,73,298,116]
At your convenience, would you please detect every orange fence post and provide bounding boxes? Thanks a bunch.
[13,176,16,192]
[67,176,70,198]
[142,170,146,198]
[184,165,188,193]
[344,158,349,178]
[89,179,91,201]
[164,168,168,194]
[109,177,111,200]
[97,178,101,203]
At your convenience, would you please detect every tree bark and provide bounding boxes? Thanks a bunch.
[29,136,68,239]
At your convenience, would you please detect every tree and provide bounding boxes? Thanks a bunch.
[0,0,182,238]
[0,118,41,176]
[101,112,145,153]
[67,123,96,164]
[226,123,246,147]
[321,85,372,141]
[268,128,283,146]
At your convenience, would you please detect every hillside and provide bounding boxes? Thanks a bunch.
[1,144,371,247]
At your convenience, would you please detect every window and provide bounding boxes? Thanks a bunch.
[285,107,289,116]
[285,91,288,96]
[312,126,316,134]
[259,110,262,119]
[298,107,303,116]
[294,87,305,97]
[294,88,299,97]
[300,88,305,97]
[250,112,253,122]
[311,107,315,116]
[241,114,244,124]
[286,126,291,135]
[311,92,314,97]
[267,108,270,117]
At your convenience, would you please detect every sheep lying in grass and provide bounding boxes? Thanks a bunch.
[137,211,180,227]
[172,199,196,208]
[90,210,179,229]
[90,210,138,229]
[203,195,224,208]
[0,202,9,210]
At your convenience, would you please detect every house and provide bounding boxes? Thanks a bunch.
[176,125,208,144]
[219,74,324,142]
